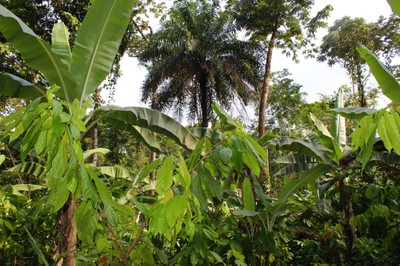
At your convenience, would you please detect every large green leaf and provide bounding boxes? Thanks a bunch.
[357,45,400,103]
[329,107,377,120]
[51,22,71,67]
[212,103,237,130]
[75,201,98,244]
[310,113,342,160]
[0,73,45,100]
[377,111,400,155]
[267,137,337,165]
[189,127,223,142]
[278,163,331,201]
[156,155,174,194]
[243,177,255,211]
[388,0,400,15]
[274,153,316,177]
[95,105,198,150]
[331,88,346,147]
[70,0,135,106]
[0,5,76,102]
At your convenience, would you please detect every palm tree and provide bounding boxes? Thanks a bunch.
[138,0,260,127]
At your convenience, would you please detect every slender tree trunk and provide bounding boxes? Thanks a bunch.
[258,27,277,138]
[257,24,278,185]
[199,72,209,127]
[57,194,77,266]
[149,86,158,190]
[356,65,366,107]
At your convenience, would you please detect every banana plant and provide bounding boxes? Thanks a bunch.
[0,1,198,264]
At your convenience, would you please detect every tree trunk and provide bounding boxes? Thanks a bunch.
[356,65,366,107]
[57,194,77,266]
[199,72,209,127]
[257,26,278,138]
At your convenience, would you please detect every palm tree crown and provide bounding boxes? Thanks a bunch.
[138,0,260,127]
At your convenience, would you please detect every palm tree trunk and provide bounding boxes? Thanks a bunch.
[199,72,209,127]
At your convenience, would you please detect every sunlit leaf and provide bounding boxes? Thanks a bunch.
[243,177,255,211]
[278,163,331,201]
[357,45,400,104]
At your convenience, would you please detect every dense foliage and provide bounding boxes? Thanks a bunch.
[0,0,399,265]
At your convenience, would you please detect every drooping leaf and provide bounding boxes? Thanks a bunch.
[278,163,331,201]
[212,102,237,130]
[357,45,400,104]
[267,137,336,165]
[198,165,223,200]
[189,127,223,142]
[0,5,76,102]
[243,149,261,176]
[75,201,98,244]
[95,105,198,150]
[135,158,163,185]
[243,177,255,211]
[310,113,342,160]
[0,73,46,100]
[388,0,400,15]
[329,107,377,120]
[7,162,46,179]
[166,195,187,227]
[177,156,191,190]
[70,0,135,106]
[351,111,383,168]
[83,148,110,161]
[274,153,317,176]
[51,22,71,67]
[370,152,400,164]
[156,155,174,194]
[377,111,400,154]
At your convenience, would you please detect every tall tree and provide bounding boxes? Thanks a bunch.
[266,69,308,136]
[138,0,260,127]
[228,0,331,137]
[318,17,383,107]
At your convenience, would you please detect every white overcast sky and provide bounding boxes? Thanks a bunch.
[108,0,393,109]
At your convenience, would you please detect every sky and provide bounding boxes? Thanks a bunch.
[106,0,394,110]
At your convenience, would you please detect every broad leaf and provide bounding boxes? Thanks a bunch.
[388,0,400,15]
[0,73,45,100]
[331,88,346,147]
[357,45,400,103]
[135,158,163,185]
[189,127,223,142]
[95,105,198,150]
[70,0,135,106]
[243,177,255,211]
[83,148,110,161]
[267,137,336,165]
[377,111,400,154]
[7,162,46,179]
[212,102,237,130]
[0,5,76,102]
[156,155,174,194]
[310,113,342,160]
[329,107,377,120]
[75,201,98,244]
[51,22,71,67]
[278,163,332,201]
